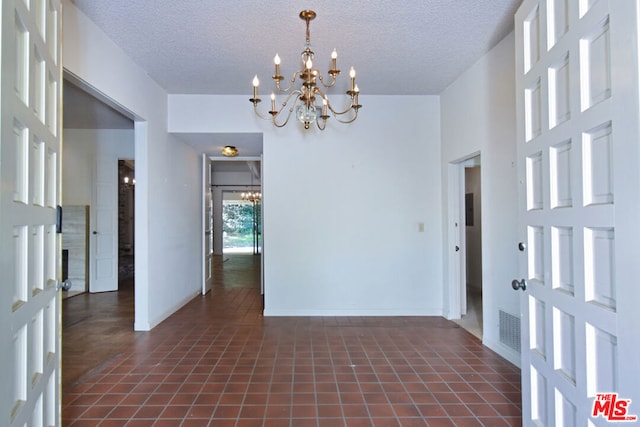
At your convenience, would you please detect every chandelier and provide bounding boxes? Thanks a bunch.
[121,176,135,190]
[241,191,262,203]
[249,10,361,130]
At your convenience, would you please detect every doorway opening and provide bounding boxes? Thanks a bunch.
[61,74,138,390]
[222,191,261,255]
[461,165,483,337]
[208,157,264,297]
[118,160,135,289]
[451,155,483,339]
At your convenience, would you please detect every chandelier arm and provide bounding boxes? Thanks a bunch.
[253,104,273,121]
[278,90,304,111]
[314,87,359,116]
[313,87,357,117]
[272,108,293,128]
[272,107,294,127]
[325,98,357,116]
[276,70,302,93]
[271,91,303,127]
[316,73,338,89]
[333,109,359,124]
[316,117,327,130]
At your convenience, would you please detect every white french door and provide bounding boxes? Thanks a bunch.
[1,0,62,425]
[515,0,640,425]
[202,154,213,295]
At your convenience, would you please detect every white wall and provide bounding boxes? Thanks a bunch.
[440,32,520,365]
[170,95,443,316]
[62,129,96,205]
[63,1,202,330]
[63,128,134,203]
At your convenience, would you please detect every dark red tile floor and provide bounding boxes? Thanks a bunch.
[62,255,522,426]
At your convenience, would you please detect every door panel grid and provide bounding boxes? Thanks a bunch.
[2,0,62,425]
[516,0,639,425]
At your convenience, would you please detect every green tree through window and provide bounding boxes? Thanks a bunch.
[222,201,259,250]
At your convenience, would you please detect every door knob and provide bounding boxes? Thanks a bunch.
[48,279,72,291]
[455,246,460,252]
[518,242,527,251]
[511,279,527,291]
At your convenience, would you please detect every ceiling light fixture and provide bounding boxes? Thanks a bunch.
[221,145,239,157]
[249,10,361,130]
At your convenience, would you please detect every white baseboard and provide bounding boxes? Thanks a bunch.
[483,337,521,368]
[264,308,443,317]
[135,290,199,331]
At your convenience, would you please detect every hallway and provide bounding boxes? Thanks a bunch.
[62,255,521,426]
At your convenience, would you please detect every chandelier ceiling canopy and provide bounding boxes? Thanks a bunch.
[249,10,361,131]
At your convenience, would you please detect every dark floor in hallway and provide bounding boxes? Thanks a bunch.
[62,276,137,391]
[62,255,522,426]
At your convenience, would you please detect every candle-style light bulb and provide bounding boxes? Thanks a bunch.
[270,92,276,111]
[330,48,338,73]
[274,54,281,78]
[349,67,356,91]
[306,58,313,70]
[322,97,328,116]
[252,75,260,100]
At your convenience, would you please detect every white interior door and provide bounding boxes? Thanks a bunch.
[1,0,62,425]
[446,162,463,319]
[515,0,640,425]
[202,154,213,295]
[90,156,118,292]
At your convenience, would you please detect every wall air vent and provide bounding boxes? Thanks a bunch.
[499,309,521,353]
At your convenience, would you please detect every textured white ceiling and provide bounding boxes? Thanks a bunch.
[69,0,522,96]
